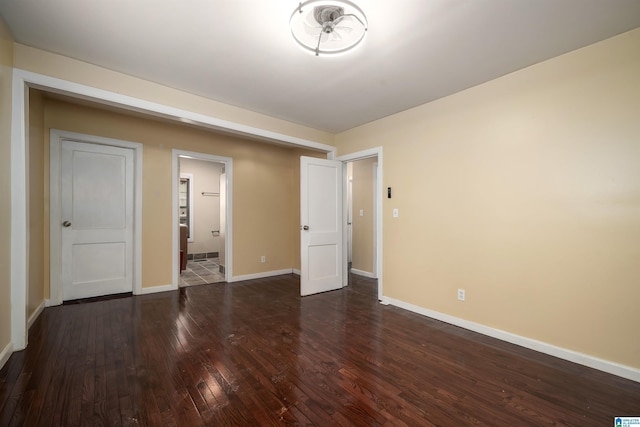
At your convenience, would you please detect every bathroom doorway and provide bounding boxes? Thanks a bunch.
[173,150,233,287]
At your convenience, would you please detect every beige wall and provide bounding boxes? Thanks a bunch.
[14,44,334,146]
[351,157,376,274]
[0,17,14,355]
[28,89,45,318]
[336,28,640,369]
[39,97,323,295]
[180,158,223,256]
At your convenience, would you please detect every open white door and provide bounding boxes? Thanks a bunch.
[300,156,344,296]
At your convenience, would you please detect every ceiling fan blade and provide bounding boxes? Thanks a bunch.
[303,21,322,36]
[334,25,354,34]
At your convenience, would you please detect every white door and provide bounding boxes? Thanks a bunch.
[61,140,134,300]
[300,156,343,296]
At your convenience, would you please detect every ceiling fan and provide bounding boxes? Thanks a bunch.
[290,1,368,56]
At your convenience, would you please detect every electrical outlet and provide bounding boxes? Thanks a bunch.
[261,256,266,263]
[457,289,465,301]
[393,208,399,218]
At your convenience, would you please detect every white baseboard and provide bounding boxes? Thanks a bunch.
[28,301,46,329]
[350,268,375,278]
[136,284,176,295]
[45,299,51,307]
[230,269,294,283]
[291,268,375,279]
[381,296,640,383]
[0,341,13,371]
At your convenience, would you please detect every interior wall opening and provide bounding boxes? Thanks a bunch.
[11,74,333,354]
[346,157,378,280]
[178,156,227,287]
[337,147,383,300]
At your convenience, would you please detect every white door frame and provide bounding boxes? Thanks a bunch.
[49,129,143,306]
[347,171,353,265]
[172,150,233,287]
[372,161,379,279]
[337,147,383,300]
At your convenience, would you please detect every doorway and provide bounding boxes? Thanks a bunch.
[337,148,383,300]
[346,157,378,279]
[178,156,226,286]
[172,150,232,288]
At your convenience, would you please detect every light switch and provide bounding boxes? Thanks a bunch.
[359,209,364,217]
[393,208,399,218]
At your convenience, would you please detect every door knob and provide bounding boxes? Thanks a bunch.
[62,221,72,227]
[302,225,309,231]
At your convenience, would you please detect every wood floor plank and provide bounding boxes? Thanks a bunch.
[1,273,639,426]
[0,371,31,426]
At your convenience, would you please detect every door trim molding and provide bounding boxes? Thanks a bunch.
[337,147,383,300]
[172,150,233,287]
[49,129,143,305]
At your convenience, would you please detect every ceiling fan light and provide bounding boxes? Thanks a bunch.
[290,0,368,56]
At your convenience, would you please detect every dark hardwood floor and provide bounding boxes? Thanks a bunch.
[1,274,638,426]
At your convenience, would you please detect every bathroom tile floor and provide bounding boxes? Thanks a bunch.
[179,258,225,287]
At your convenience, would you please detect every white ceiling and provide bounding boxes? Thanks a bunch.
[1,0,640,133]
